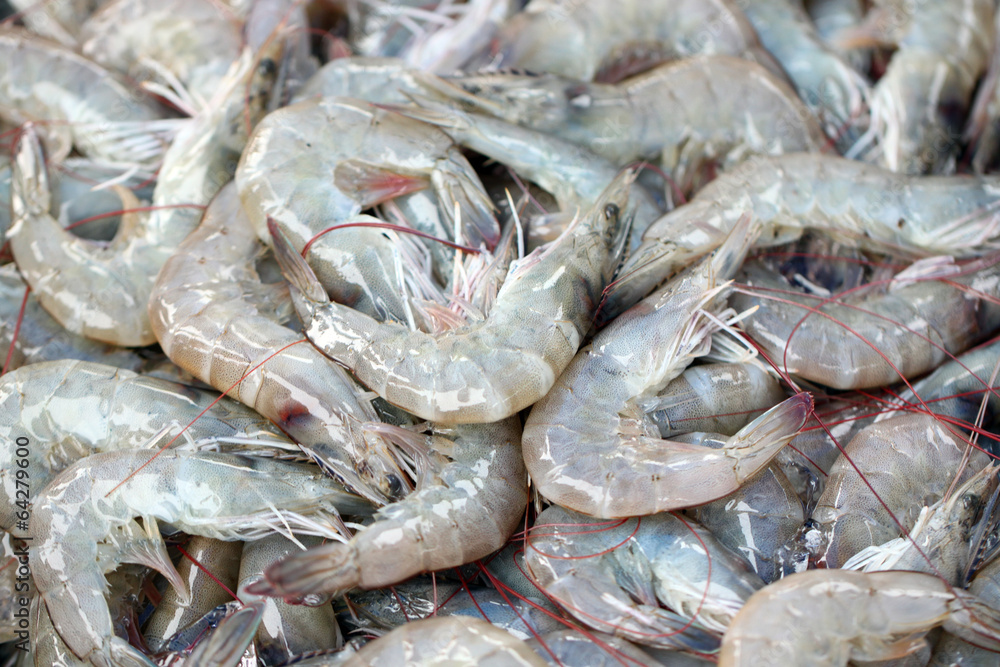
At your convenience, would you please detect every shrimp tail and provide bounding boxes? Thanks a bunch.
[945,589,1000,651]
[116,518,190,605]
[247,541,359,600]
[333,159,431,207]
[731,392,813,484]
[184,601,265,666]
[431,157,500,248]
[267,218,330,305]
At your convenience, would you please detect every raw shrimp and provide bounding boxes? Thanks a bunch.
[236,94,498,263]
[144,537,244,652]
[806,412,990,568]
[429,56,825,192]
[844,465,998,585]
[8,42,278,346]
[248,417,527,598]
[852,0,994,173]
[740,0,870,145]
[524,505,761,650]
[681,432,805,583]
[643,361,787,437]
[149,182,409,505]
[930,551,1000,665]
[883,337,1000,435]
[0,28,175,167]
[30,448,372,667]
[0,264,144,373]
[339,616,547,666]
[271,169,632,424]
[79,0,243,107]
[237,534,343,664]
[403,0,516,73]
[610,153,1000,321]
[522,216,810,518]
[720,569,1000,665]
[730,255,1000,390]
[479,0,781,83]
[391,99,664,250]
[0,359,294,533]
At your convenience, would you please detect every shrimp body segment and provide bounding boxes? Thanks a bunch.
[31,449,372,667]
[719,570,1000,666]
[272,170,634,424]
[250,418,527,598]
[523,216,810,518]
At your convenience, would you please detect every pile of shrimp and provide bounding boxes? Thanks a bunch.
[8,0,1000,665]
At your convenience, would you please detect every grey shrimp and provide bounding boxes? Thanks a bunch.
[730,255,1000,390]
[0,28,176,168]
[31,448,372,667]
[247,418,527,601]
[237,534,344,664]
[0,264,144,373]
[522,216,811,518]
[609,153,1000,322]
[719,570,1000,665]
[806,412,990,568]
[427,56,825,194]
[0,359,293,533]
[235,96,499,314]
[740,0,871,147]
[7,44,278,346]
[524,505,762,651]
[270,169,633,425]
[149,182,410,505]
[850,0,995,174]
[479,0,781,82]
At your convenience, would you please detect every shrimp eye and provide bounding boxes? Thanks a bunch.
[604,203,620,220]
[387,474,404,498]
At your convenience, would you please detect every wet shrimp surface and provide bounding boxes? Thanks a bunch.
[6,1,1000,665]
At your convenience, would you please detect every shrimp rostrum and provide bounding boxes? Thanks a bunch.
[271,169,634,424]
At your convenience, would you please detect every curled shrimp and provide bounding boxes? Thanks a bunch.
[524,505,763,651]
[479,0,781,83]
[610,153,1000,322]
[806,412,990,568]
[522,215,810,518]
[238,534,344,663]
[0,28,177,167]
[718,570,1000,665]
[149,182,410,505]
[144,536,245,653]
[31,448,372,667]
[731,254,1000,390]
[849,0,995,173]
[247,417,527,600]
[7,44,278,346]
[425,56,825,194]
[271,169,633,425]
[0,358,293,534]
[236,95,499,279]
